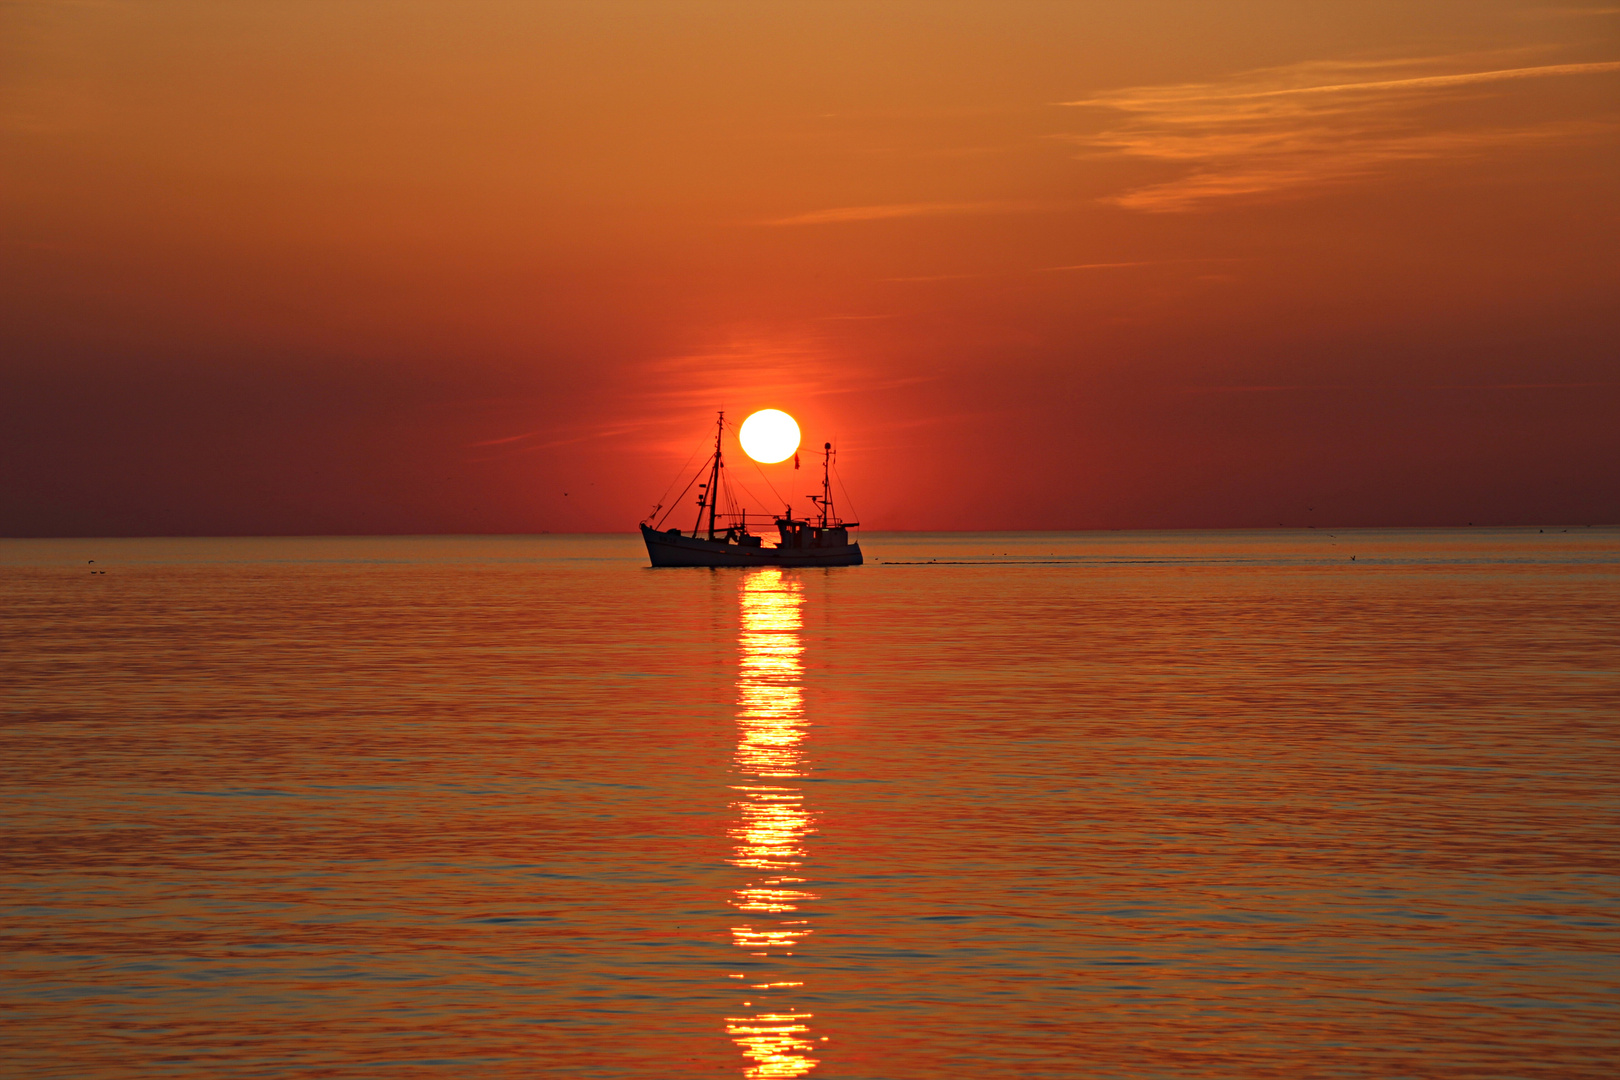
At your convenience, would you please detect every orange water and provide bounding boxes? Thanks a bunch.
[3,530,1617,1078]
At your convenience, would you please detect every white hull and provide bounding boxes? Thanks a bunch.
[641,523,862,567]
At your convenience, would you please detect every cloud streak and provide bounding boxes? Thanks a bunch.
[1038,261,1155,272]
[469,430,545,447]
[1062,56,1620,211]
[763,200,1046,226]
[1177,381,1617,394]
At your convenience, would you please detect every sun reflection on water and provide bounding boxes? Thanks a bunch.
[726,569,819,1079]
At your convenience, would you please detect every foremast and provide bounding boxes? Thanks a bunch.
[692,410,725,540]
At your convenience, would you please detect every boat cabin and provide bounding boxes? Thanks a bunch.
[774,519,855,549]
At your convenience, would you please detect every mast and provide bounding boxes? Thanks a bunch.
[821,441,832,528]
[706,410,724,540]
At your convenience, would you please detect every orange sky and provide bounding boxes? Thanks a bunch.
[3,1,1617,534]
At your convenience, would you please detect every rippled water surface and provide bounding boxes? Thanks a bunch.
[3,530,1618,1078]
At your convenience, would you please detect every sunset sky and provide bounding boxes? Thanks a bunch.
[3,1,1616,534]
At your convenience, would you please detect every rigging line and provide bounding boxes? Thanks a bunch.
[746,454,789,514]
[729,474,773,523]
[724,487,752,531]
[693,457,715,537]
[655,451,710,532]
[648,436,709,528]
[834,458,861,526]
[658,436,707,506]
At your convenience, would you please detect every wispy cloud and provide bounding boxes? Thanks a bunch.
[1038,261,1155,272]
[637,340,834,411]
[468,429,545,447]
[1521,6,1620,19]
[1177,381,1617,393]
[1177,384,1353,394]
[464,419,656,461]
[1038,257,1246,272]
[883,258,1237,279]
[1061,56,1620,211]
[881,272,984,282]
[621,337,935,464]
[763,200,1046,226]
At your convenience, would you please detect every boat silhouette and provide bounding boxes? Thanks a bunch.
[640,411,863,567]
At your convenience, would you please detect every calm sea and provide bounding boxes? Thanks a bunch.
[3,530,1617,1079]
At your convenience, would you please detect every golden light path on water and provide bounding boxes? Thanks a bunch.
[726,569,819,1079]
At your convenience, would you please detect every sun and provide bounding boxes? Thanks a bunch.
[738,409,801,464]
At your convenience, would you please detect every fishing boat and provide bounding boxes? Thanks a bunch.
[640,412,863,567]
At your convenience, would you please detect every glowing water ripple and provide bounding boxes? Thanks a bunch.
[727,569,819,1078]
